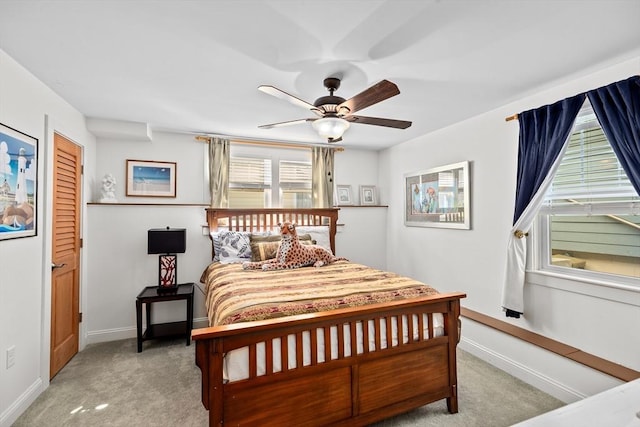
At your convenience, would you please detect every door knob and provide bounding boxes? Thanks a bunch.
[51,262,66,270]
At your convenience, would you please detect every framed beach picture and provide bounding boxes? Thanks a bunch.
[0,123,38,240]
[404,161,470,229]
[126,159,176,197]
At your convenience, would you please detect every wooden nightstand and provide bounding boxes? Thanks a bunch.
[135,283,194,352]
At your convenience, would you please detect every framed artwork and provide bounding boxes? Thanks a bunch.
[0,123,38,240]
[336,185,353,205]
[359,185,377,205]
[404,161,470,229]
[126,159,176,197]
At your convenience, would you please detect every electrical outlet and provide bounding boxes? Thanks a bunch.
[6,346,15,369]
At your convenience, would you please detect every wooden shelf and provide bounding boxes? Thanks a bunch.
[334,205,388,208]
[461,307,640,382]
[89,203,388,209]
[143,321,189,340]
[88,202,209,206]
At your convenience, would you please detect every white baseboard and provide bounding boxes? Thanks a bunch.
[0,378,42,427]
[85,317,209,345]
[86,326,137,345]
[459,336,586,403]
[193,317,209,329]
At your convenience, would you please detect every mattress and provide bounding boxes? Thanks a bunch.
[200,260,445,381]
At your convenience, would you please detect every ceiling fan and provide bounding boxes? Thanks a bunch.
[258,77,412,143]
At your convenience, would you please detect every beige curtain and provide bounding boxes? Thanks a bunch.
[208,137,230,207]
[311,146,335,208]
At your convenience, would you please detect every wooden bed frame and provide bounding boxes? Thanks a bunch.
[193,208,466,426]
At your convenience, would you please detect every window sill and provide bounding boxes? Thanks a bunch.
[526,269,640,306]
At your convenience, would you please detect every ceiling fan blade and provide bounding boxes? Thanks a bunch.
[258,85,322,116]
[337,80,400,115]
[345,115,412,129]
[258,118,316,129]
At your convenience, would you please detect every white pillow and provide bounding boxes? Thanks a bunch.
[295,225,333,254]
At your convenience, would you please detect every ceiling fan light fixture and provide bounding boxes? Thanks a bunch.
[312,117,350,140]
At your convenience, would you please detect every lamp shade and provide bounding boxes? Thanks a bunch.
[312,117,350,139]
[148,228,186,254]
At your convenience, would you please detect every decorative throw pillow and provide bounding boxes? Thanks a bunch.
[218,231,252,264]
[249,233,315,262]
[210,231,224,262]
[210,229,271,264]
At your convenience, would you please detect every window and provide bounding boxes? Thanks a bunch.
[227,145,312,208]
[537,99,640,280]
[228,157,272,208]
[279,160,312,208]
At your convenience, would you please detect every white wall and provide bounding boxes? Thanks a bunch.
[85,138,387,342]
[379,56,640,403]
[86,132,213,339]
[86,204,213,338]
[334,148,387,269]
[0,49,97,426]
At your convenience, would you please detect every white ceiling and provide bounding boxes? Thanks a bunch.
[1,0,639,150]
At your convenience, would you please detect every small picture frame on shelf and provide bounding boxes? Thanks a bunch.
[336,185,353,205]
[359,185,377,205]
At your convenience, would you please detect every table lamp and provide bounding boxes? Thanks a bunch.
[147,227,186,289]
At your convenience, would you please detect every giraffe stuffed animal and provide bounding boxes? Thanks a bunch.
[242,222,347,271]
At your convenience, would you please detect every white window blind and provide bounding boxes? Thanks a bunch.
[279,160,311,190]
[229,157,272,189]
[228,157,272,208]
[279,160,312,208]
[541,99,639,213]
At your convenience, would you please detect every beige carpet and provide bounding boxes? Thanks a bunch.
[14,338,563,426]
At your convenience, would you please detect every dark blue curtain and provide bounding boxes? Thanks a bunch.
[505,94,585,319]
[587,75,640,195]
[512,94,586,224]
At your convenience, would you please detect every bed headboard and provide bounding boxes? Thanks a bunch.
[205,208,340,254]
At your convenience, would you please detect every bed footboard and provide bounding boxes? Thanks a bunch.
[193,292,465,426]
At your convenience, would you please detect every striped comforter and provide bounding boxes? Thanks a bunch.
[200,260,439,326]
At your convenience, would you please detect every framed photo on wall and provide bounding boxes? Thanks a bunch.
[0,123,38,240]
[336,185,353,205]
[359,185,377,205]
[126,159,177,197]
[404,161,470,229]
